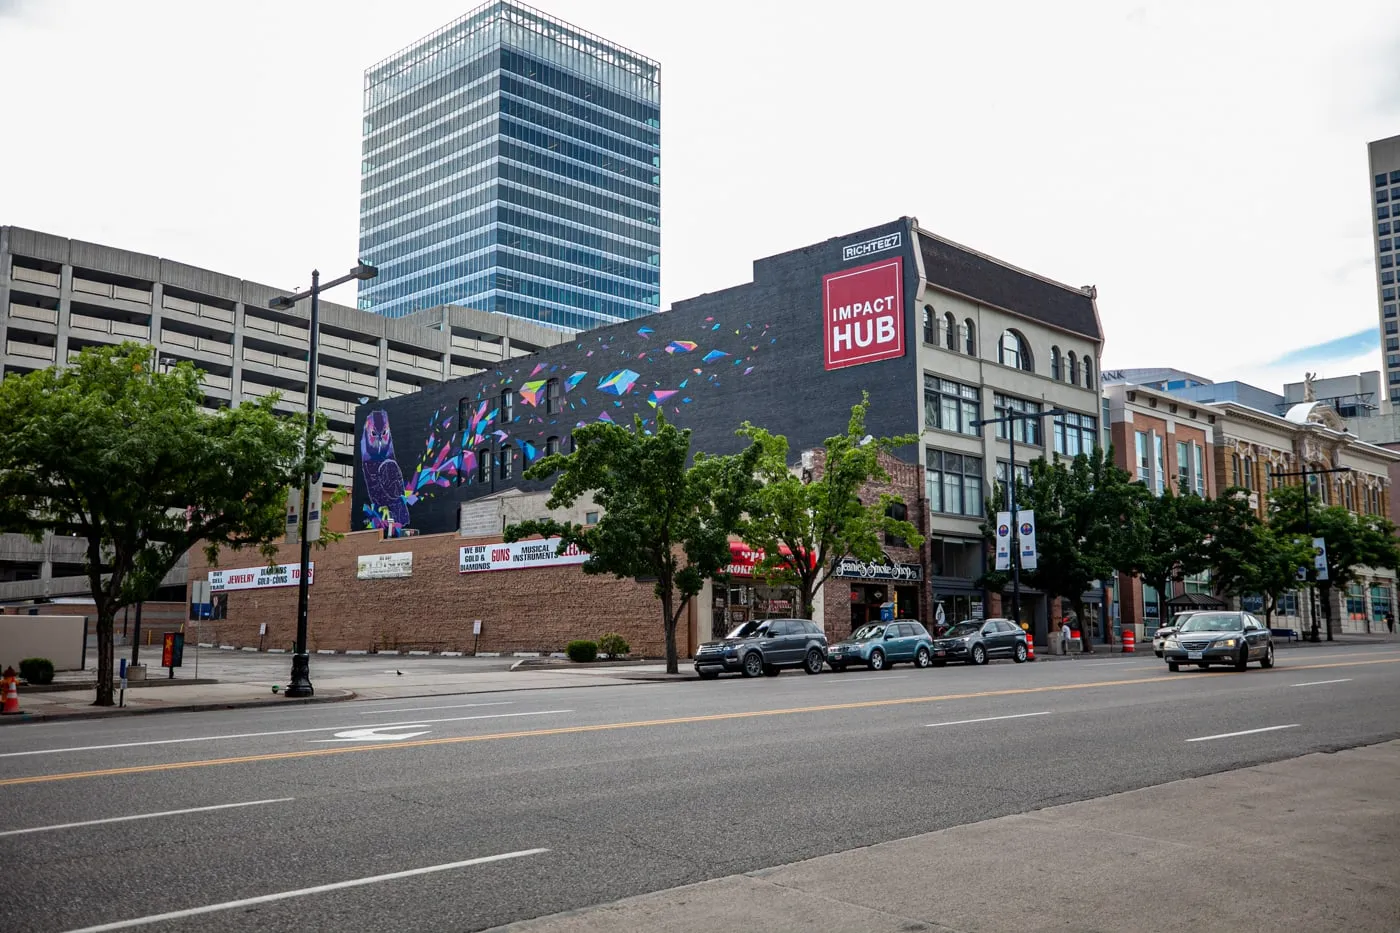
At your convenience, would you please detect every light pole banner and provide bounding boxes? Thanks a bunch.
[1312,537,1329,581]
[1019,510,1038,571]
[995,512,1012,571]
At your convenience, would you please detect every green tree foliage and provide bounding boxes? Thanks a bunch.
[1209,514,1314,625]
[504,412,757,674]
[737,393,922,621]
[1268,483,1400,637]
[1120,486,1214,622]
[0,343,329,705]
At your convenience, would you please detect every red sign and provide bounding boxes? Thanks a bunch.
[822,257,904,370]
[724,542,814,577]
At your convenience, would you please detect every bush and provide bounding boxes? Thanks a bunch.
[19,657,54,685]
[598,633,630,659]
[565,640,598,663]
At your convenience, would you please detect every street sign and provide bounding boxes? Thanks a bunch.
[161,633,184,668]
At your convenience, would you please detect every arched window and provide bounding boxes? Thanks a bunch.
[500,445,514,481]
[1084,357,1094,389]
[1232,453,1242,485]
[1050,347,1062,380]
[546,377,561,414]
[545,436,561,457]
[477,447,491,484]
[1067,351,1079,385]
[964,318,976,355]
[1242,456,1254,491]
[944,311,957,351]
[997,330,1033,371]
[922,305,935,344]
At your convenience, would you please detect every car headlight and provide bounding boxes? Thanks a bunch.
[1216,638,1238,648]
[1165,637,1179,647]
[724,647,737,656]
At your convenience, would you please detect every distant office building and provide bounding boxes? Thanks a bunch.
[1370,135,1400,396]
[357,1,661,329]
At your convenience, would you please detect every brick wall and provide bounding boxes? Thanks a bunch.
[189,532,686,657]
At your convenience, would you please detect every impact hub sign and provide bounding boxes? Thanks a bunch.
[459,538,588,573]
[823,257,905,370]
[209,563,314,592]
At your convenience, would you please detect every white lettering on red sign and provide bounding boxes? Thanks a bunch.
[823,258,905,370]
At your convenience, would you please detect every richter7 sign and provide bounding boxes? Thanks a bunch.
[822,257,905,370]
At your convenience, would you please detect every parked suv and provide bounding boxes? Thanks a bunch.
[827,621,934,671]
[693,618,827,678]
[930,618,1029,666]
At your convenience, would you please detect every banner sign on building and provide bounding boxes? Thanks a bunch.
[1019,510,1038,571]
[357,552,413,580]
[459,538,587,573]
[834,557,923,582]
[822,257,904,370]
[842,232,902,262]
[1312,537,1329,581]
[994,512,1012,571]
[209,563,314,592]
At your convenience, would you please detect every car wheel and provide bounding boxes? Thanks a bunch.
[868,649,886,671]
[932,660,947,667]
[1154,650,1163,658]
[1260,644,1275,669]
[762,663,780,677]
[970,644,987,666]
[1013,643,1028,664]
[1235,647,1249,671]
[741,652,764,678]
[804,649,824,675]
[1167,661,1180,672]
[697,671,719,680]
[915,647,932,668]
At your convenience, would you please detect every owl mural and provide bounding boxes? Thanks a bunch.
[360,410,410,530]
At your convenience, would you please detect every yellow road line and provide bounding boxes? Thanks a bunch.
[3,656,1396,788]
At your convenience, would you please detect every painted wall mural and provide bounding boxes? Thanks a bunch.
[360,405,460,536]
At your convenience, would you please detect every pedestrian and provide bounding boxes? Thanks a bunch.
[1387,612,1395,635]
[1060,617,1075,657]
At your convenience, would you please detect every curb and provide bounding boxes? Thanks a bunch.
[0,689,358,726]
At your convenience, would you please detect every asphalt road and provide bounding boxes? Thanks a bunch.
[3,642,1399,933]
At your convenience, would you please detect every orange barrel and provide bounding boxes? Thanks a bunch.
[1122,629,1135,653]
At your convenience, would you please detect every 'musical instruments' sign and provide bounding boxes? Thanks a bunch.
[459,538,587,573]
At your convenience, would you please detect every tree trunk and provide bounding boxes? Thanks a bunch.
[94,607,115,706]
[1072,596,1093,654]
[659,587,678,675]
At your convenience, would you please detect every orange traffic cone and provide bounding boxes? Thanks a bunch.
[1,668,20,715]
[1025,633,1036,661]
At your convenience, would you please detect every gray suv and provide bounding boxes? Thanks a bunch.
[694,618,828,678]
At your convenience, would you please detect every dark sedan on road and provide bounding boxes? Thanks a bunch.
[1162,611,1275,672]
[693,618,827,678]
[930,619,1029,666]
[827,621,934,671]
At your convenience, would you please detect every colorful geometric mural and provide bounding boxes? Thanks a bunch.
[360,405,460,536]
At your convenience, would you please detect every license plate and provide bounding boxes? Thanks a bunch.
[1187,651,1203,660]
[935,650,946,657]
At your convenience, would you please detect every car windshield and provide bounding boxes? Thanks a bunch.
[725,621,762,639]
[1164,613,1196,629]
[850,625,885,641]
[1178,613,1244,633]
[945,623,981,637]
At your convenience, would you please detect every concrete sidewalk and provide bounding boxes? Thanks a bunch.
[485,741,1400,933]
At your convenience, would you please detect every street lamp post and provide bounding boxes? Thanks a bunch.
[1270,464,1351,643]
[269,262,377,698]
[971,407,1066,640]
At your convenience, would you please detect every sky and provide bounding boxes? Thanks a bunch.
[2,0,1398,394]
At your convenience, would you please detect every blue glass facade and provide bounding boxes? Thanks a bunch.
[358,1,660,329]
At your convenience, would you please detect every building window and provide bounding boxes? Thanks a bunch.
[944,311,958,352]
[997,329,1033,371]
[1067,351,1079,385]
[885,501,908,546]
[585,511,599,525]
[1347,583,1366,618]
[1053,411,1098,456]
[1382,238,1394,252]
[501,388,515,423]
[500,445,514,481]
[994,394,1043,445]
[545,436,561,457]
[996,460,1032,492]
[1050,346,1062,380]
[1193,443,1205,495]
[1344,481,1355,511]
[964,318,976,355]
[546,377,561,414]
[922,305,935,344]
[1388,321,1399,335]
[1378,173,1389,188]
[477,447,491,484]
[1135,431,1150,484]
[1154,434,1165,495]
[1083,357,1094,389]
[1387,337,1399,351]
[1380,189,1391,204]
[1176,441,1190,492]
[1242,455,1255,491]
[1231,452,1242,487]
[927,449,984,517]
[924,375,981,436]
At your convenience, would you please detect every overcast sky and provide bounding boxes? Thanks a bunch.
[2,0,1398,392]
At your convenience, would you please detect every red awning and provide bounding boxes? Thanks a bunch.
[724,542,812,577]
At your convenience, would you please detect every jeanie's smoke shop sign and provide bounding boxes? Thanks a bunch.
[834,557,922,582]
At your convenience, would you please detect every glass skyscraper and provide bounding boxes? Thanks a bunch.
[357,1,660,329]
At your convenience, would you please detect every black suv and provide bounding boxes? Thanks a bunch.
[693,618,827,678]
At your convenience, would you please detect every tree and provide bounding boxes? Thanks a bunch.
[996,447,1139,654]
[1268,484,1400,638]
[1210,519,1313,626]
[1120,486,1214,624]
[736,393,922,621]
[503,411,756,674]
[0,343,328,706]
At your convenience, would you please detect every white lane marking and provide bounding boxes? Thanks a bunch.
[1291,678,1353,687]
[821,675,909,683]
[925,711,1053,728]
[58,848,550,933]
[0,711,572,758]
[357,701,511,715]
[1186,724,1299,743]
[0,799,293,838]
[317,726,432,743]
